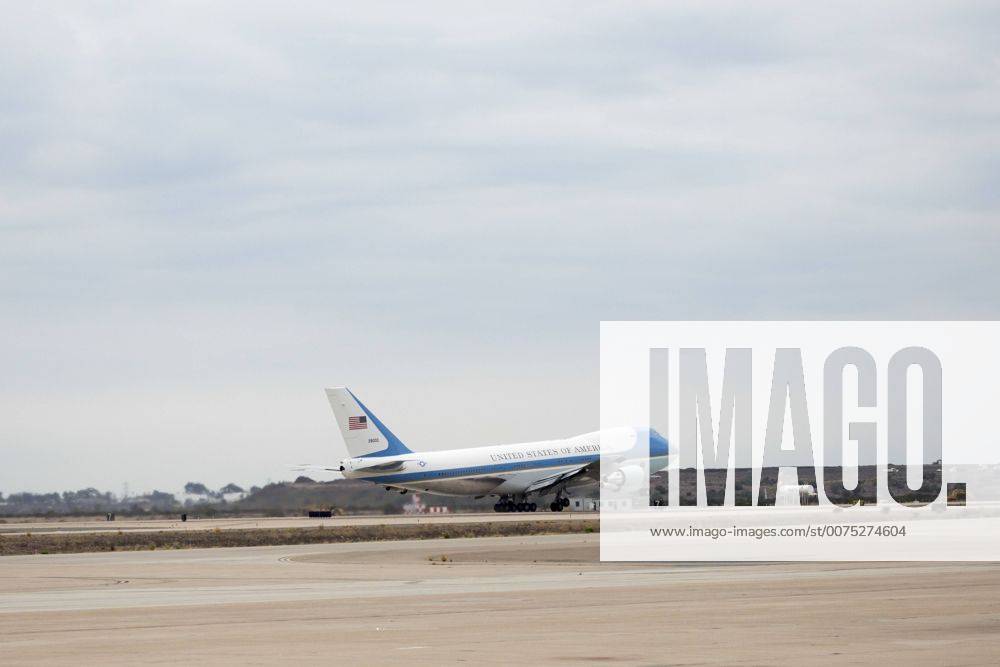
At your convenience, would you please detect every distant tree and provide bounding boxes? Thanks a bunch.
[63,488,102,502]
[184,482,212,496]
[249,486,262,494]
[9,492,60,504]
[219,483,245,494]
[294,476,315,485]
[147,490,178,506]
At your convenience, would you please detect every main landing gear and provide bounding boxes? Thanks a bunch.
[493,493,571,512]
[493,495,537,513]
[549,493,571,512]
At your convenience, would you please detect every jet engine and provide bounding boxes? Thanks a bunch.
[601,464,648,492]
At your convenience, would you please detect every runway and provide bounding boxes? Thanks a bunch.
[0,512,594,536]
[2,534,999,665]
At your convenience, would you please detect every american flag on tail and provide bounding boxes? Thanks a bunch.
[348,415,367,430]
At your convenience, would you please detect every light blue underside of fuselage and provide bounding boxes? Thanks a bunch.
[360,453,598,485]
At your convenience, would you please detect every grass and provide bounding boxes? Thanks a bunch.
[0,519,599,556]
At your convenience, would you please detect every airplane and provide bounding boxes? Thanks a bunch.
[316,386,670,512]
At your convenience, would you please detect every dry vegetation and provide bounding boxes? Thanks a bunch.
[0,519,599,556]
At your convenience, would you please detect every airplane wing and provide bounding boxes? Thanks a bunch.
[290,459,408,475]
[524,460,600,495]
[287,464,345,478]
[352,460,406,473]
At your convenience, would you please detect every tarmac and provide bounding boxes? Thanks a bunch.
[0,512,593,535]
[2,533,999,665]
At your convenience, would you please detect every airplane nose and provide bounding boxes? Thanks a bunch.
[649,429,669,457]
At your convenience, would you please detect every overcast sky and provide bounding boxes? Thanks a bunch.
[1,2,998,494]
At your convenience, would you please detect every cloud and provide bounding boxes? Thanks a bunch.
[1,1,998,491]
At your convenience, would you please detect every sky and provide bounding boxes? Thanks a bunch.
[1,1,998,495]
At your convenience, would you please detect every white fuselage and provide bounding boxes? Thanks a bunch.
[340,426,669,497]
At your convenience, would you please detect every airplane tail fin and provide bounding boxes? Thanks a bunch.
[325,387,413,458]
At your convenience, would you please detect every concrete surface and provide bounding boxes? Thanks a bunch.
[1,534,998,665]
[0,512,594,536]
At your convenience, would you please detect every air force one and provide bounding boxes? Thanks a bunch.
[316,387,670,513]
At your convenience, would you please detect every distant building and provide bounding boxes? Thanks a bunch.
[403,494,450,514]
[777,484,817,506]
[597,497,631,511]
[403,494,426,514]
